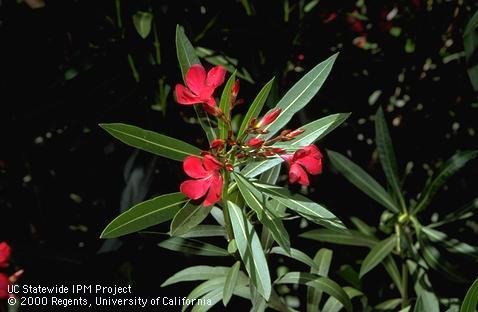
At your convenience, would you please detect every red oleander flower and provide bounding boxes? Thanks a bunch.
[281,145,323,186]
[175,64,226,111]
[246,138,264,148]
[257,108,281,128]
[0,242,11,268]
[180,155,224,207]
[0,273,11,299]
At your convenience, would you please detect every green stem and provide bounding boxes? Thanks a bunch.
[152,17,161,65]
[115,0,122,29]
[127,54,140,82]
[401,262,409,308]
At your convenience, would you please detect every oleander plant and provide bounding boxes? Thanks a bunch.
[98,25,478,312]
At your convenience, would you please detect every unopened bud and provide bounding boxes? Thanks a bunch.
[246,138,265,148]
[236,153,246,159]
[280,129,292,136]
[210,139,225,150]
[288,128,305,137]
[225,164,234,172]
[273,148,285,154]
[256,108,281,128]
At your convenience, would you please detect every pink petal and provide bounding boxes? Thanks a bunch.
[180,178,211,200]
[280,153,294,163]
[302,145,322,157]
[186,64,207,95]
[175,84,201,105]
[297,156,322,175]
[203,155,222,171]
[183,156,209,179]
[203,174,223,206]
[289,163,309,186]
[206,66,226,88]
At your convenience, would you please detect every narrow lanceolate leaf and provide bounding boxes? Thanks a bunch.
[421,239,467,283]
[270,247,318,270]
[170,203,213,236]
[308,248,333,312]
[101,193,188,238]
[100,123,200,161]
[276,113,351,148]
[327,150,400,213]
[259,53,339,140]
[241,157,283,179]
[133,11,153,39]
[254,182,346,231]
[259,162,281,184]
[275,272,353,312]
[359,235,397,278]
[183,278,225,312]
[410,263,440,312]
[179,225,226,238]
[461,277,478,312]
[382,256,404,297]
[322,287,364,312]
[422,227,478,259]
[300,229,378,247]
[350,216,377,237]
[176,25,217,143]
[161,266,230,287]
[238,77,275,138]
[159,237,229,257]
[233,173,291,253]
[375,106,405,209]
[223,261,241,306]
[375,298,402,310]
[227,201,271,300]
[413,150,478,213]
[219,71,237,140]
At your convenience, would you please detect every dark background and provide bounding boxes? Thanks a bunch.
[1,0,477,310]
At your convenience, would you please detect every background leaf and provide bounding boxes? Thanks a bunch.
[159,237,229,257]
[218,71,237,140]
[170,203,213,236]
[359,235,397,278]
[100,123,201,161]
[133,11,153,39]
[461,277,478,312]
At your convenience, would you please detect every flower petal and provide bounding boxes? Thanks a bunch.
[206,66,226,88]
[280,153,294,164]
[297,156,322,175]
[175,84,201,105]
[183,156,209,179]
[203,155,222,171]
[180,178,211,200]
[289,163,309,186]
[186,64,207,95]
[203,174,223,206]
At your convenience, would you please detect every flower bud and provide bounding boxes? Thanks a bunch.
[231,80,240,98]
[225,164,234,172]
[288,128,305,138]
[210,139,225,150]
[246,138,265,148]
[257,108,281,128]
[272,148,285,154]
[236,153,246,159]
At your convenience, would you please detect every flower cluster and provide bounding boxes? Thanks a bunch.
[0,242,23,299]
[175,65,324,206]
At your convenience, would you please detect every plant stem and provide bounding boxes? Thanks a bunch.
[115,0,122,29]
[401,262,409,308]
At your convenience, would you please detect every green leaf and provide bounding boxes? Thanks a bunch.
[233,173,291,253]
[270,247,318,270]
[275,272,353,312]
[179,225,226,238]
[461,277,478,312]
[414,296,425,312]
[336,265,362,290]
[254,181,346,231]
[183,278,225,312]
[410,262,440,312]
[259,53,338,140]
[133,11,153,39]
[375,106,405,209]
[350,216,377,237]
[360,235,397,278]
[382,256,404,297]
[101,193,188,238]
[99,123,200,161]
[413,151,477,213]
[464,10,478,92]
[375,298,402,310]
[176,25,218,143]
[422,227,478,259]
[421,239,467,283]
[300,229,378,247]
[170,203,213,236]
[322,287,364,312]
[161,266,230,287]
[327,150,400,213]
[238,77,275,139]
[159,237,229,257]
[241,157,283,179]
[275,113,351,148]
[227,201,271,300]
[308,248,333,312]
[219,71,237,140]
[223,261,241,306]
